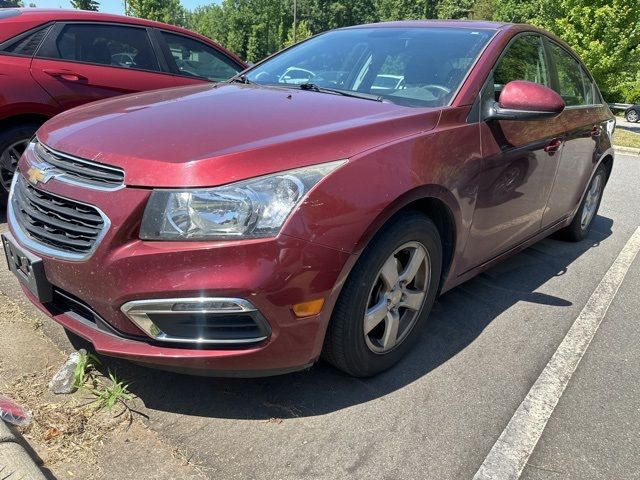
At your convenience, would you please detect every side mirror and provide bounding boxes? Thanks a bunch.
[487,80,565,121]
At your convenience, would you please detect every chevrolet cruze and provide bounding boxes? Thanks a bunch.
[3,21,615,377]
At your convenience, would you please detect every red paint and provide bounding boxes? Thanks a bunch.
[499,80,565,112]
[7,21,615,375]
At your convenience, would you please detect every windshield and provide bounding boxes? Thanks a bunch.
[246,27,495,108]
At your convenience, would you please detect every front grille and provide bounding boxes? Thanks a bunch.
[12,175,106,256]
[34,141,124,189]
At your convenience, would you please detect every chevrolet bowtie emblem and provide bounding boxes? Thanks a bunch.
[26,165,54,186]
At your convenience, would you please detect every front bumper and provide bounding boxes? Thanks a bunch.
[7,167,353,376]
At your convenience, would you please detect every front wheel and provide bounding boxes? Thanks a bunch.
[625,109,638,123]
[322,211,442,377]
[0,123,39,194]
[556,165,607,242]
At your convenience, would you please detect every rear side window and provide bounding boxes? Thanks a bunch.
[161,31,241,82]
[1,26,50,56]
[38,23,160,72]
[494,34,550,101]
[548,42,590,107]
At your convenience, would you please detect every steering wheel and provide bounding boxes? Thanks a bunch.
[421,84,451,96]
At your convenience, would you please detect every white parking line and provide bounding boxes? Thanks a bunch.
[474,226,640,480]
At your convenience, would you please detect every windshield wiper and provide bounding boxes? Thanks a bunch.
[227,74,255,85]
[299,83,383,102]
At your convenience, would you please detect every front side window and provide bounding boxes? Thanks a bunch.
[548,42,589,107]
[38,23,159,71]
[493,34,549,101]
[246,27,495,108]
[161,31,242,82]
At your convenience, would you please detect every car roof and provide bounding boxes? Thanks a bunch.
[5,8,246,64]
[347,20,510,30]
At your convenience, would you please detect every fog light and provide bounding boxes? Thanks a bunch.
[121,297,271,345]
[292,298,325,318]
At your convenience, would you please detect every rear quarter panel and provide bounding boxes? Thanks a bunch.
[0,55,60,121]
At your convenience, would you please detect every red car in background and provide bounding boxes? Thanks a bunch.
[0,8,246,197]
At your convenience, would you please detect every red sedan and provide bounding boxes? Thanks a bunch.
[0,8,246,196]
[3,21,614,377]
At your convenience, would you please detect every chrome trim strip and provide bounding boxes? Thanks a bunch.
[120,297,269,345]
[34,140,125,192]
[8,174,111,262]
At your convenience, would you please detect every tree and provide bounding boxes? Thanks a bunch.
[126,0,187,27]
[285,19,312,47]
[70,0,99,10]
[0,0,24,7]
[436,0,475,19]
[493,0,640,102]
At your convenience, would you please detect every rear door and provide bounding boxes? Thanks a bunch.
[540,40,607,227]
[30,22,176,110]
[460,33,565,270]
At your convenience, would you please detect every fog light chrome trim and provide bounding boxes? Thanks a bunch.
[120,297,270,345]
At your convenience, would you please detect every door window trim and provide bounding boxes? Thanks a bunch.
[33,21,167,76]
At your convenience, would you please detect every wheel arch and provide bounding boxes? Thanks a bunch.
[0,112,50,133]
[353,185,461,288]
[600,153,614,183]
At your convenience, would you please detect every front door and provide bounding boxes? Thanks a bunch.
[460,34,564,271]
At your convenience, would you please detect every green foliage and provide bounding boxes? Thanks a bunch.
[0,0,24,7]
[126,0,187,27]
[70,0,99,10]
[73,351,101,389]
[492,0,640,103]
[90,371,134,411]
[121,0,638,103]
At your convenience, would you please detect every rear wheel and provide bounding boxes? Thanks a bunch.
[0,123,39,194]
[625,109,638,123]
[556,165,607,242]
[322,211,442,377]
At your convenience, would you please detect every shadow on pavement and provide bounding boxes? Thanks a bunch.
[79,216,613,420]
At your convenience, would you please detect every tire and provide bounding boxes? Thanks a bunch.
[625,109,638,123]
[556,164,607,242]
[0,123,39,195]
[322,210,443,377]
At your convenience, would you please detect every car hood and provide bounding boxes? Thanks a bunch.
[38,83,440,188]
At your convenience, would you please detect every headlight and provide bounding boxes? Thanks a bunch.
[139,160,345,240]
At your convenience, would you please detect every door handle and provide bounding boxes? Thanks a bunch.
[590,126,601,138]
[43,69,87,82]
[544,138,563,153]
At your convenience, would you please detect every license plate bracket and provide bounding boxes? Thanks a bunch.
[2,232,53,303]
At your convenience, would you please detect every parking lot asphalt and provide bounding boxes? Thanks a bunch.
[616,118,640,134]
[0,153,638,480]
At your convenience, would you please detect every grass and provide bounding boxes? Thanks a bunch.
[614,128,640,149]
[73,351,135,412]
[90,371,134,411]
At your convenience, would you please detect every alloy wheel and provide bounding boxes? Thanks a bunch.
[363,241,430,354]
[580,174,602,230]
[626,109,638,123]
[0,139,28,193]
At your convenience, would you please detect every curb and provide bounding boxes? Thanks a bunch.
[613,145,640,156]
[0,421,46,480]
